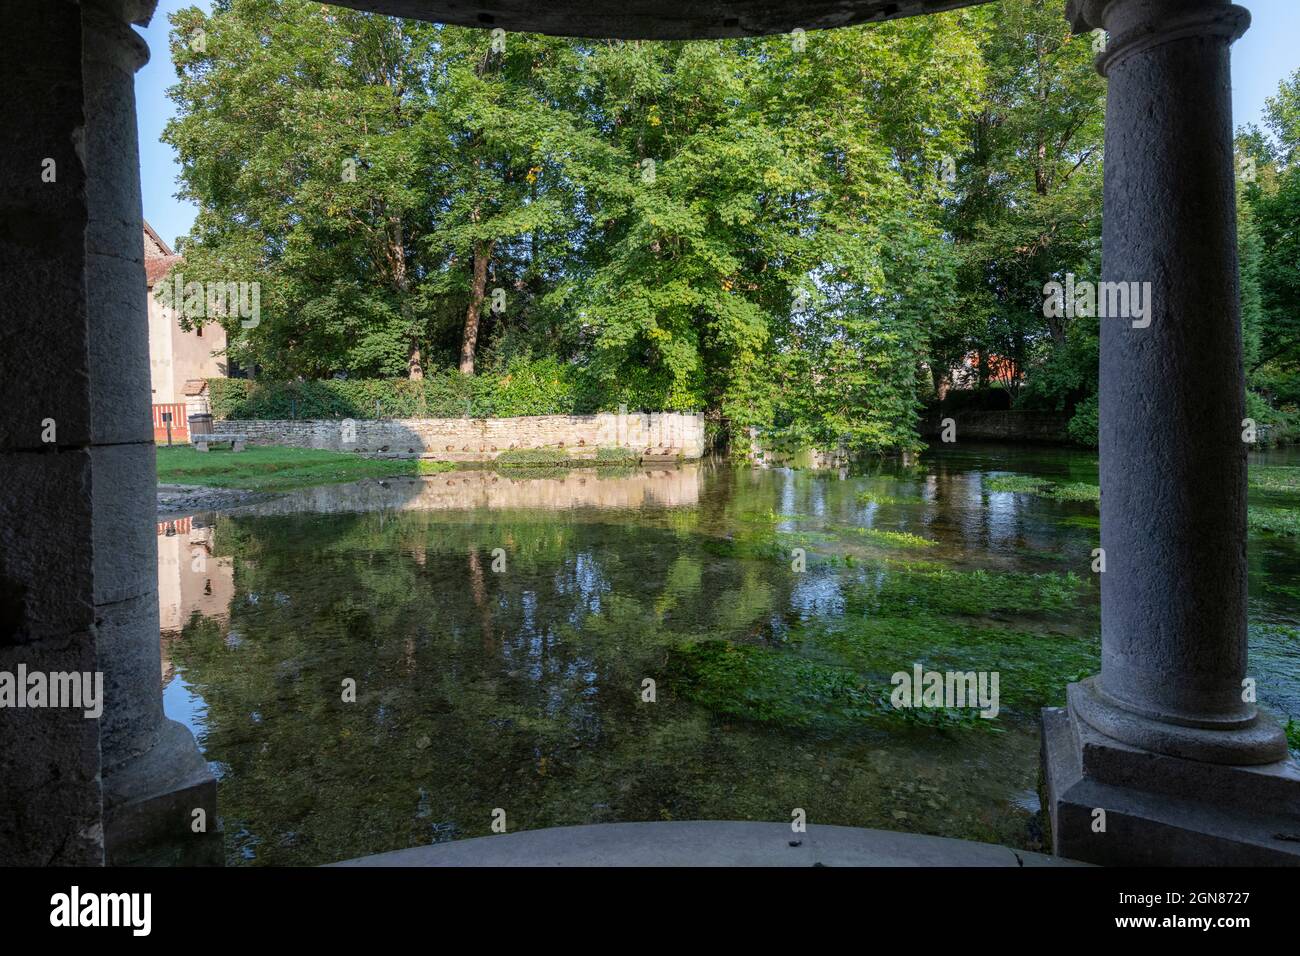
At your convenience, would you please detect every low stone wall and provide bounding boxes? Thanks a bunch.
[920,410,1072,443]
[212,411,706,462]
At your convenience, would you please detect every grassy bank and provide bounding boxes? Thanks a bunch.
[156,445,453,492]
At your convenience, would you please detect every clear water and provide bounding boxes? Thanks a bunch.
[157,443,1300,865]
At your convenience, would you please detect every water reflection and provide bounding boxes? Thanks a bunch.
[156,447,1299,865]
[231,464,704,517]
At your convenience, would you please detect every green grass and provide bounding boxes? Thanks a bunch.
[156,445,453,492]
[492,445,641,467]
[596,446,640,464]
[493,447,573,467]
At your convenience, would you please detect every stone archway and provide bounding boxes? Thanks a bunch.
[3,0,1294,866]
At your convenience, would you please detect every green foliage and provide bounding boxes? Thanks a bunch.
[165,1,1300,455]
[208,357,595,420]
[595,446,638,464]
[1066,393,1099,447]
[493,447,572,467]
[938,0,1104,416]
[164,0,997,453]
[1235,69,1300,443]
[168,2,1300,455]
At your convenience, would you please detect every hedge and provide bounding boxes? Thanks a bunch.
[208,357,606,421]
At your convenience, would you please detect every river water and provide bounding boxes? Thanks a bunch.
[157,443,1300,865]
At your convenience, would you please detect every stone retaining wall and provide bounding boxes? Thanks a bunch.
[212,411,706,461]
[919,410,1072,443]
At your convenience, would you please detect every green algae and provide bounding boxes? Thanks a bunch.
[1248,506,1300,536]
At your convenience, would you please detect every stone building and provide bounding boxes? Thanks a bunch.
[143,221,226,439]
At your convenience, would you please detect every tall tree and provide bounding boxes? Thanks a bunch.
[942,0,1104,410]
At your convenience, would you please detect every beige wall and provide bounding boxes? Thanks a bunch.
[147,288,227,405]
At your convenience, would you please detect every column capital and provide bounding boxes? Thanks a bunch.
[83,0,160,28]
[1068,0,1250,76]
[82,0,152,74]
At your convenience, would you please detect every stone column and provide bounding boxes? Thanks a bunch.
[1043,0,1300,866]
[0,0,103,866]
[82,0,219,865]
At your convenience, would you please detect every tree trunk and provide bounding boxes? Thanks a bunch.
[459,239,492,376]
[384,214,423,381]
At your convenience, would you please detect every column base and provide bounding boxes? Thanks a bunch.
[103,719,221,866]
[1041,683,1300,866]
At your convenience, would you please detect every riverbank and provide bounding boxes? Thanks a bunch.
[156,445,455,493]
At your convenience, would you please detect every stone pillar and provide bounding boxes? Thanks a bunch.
[82,0,219,865]
[0,0,103,866]
[1043,0,1300,865]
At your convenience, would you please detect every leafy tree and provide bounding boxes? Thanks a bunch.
[942,0,1104,423]
[1237,70,1300,437]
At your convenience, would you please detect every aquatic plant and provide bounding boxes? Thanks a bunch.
[986,474,1099,501]
[1248,506,1300,536]
[847,527,937,548]
[668,640,986,731]
[985,475,1052,494]
[856,490,924,506]
[1250,467,1300,494]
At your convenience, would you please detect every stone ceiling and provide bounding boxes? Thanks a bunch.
[321,0,993,40]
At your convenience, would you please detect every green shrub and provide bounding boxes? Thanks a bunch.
[208,357,603,422]
[494,447,572,467]
[595,446,638,463]
[1067,394,1099,447]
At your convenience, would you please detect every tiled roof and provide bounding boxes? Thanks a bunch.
[145,255,181,287]
[143,219,181,288]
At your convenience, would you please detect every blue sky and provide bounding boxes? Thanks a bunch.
[135,0,1300,249]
